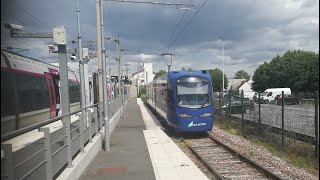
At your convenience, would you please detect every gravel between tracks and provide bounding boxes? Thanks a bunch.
[176,127,318,180]
[208,127,318,180]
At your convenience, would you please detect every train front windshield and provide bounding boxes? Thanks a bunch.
[176,77,210,108]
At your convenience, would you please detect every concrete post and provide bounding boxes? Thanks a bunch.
[100,1,110,151]
[40,128,53,180]
[58,44,73,167]
[96,0,103,108]
[1,144,14,180]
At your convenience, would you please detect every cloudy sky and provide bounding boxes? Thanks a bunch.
[1,0,319,77]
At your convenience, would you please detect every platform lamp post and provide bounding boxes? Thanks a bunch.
[219,36,225,92]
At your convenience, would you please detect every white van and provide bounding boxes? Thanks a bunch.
[260,88,291,104]
[243,91,256,101]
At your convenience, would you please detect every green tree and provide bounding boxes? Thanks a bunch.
[208,68,228,92]
[181,66,193,71]
[251,62,271,92]
[235,70,250,80]
[153,69,166,79]
[252,50,319,92]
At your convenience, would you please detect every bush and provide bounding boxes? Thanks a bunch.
[140,94,147,103]
[138,85,146,98]
[138,85,148,103]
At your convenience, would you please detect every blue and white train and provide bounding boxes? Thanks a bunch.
[146,70,214,132]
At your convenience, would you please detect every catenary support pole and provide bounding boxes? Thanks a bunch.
[100,1,110,151]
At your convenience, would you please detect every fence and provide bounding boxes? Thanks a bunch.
[213,90,319,158]
[1,94,129,180]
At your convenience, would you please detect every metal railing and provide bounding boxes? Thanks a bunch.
[1,94,130,180]
[1,103,102,143]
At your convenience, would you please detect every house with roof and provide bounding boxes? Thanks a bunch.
[131,63,154,86]
[228,78,254,92]
[227,78,246,90]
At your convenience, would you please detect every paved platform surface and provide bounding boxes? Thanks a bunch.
[139,99,208,180]
[79,98,155,180]
[79,98,208,180]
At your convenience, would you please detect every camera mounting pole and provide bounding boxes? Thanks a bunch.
[82,47,91,127]
[5,24,73,167]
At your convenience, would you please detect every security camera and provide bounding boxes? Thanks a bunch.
[4,23,24,37]
[48,45,55,53]
[70,54,77,61]
[70,56,77,61]
[4,23,23,31]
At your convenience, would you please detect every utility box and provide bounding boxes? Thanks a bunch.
[83,48,89,60]
[53,27,66,45]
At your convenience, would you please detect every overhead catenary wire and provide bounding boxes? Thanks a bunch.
[104,0,196,6]
[19,9,56,45]
[165,0,208,52]
[102,0,198,73]
[22,9,52,30]
[2,10,54,58]
[153,0,193,71]
[2,15,51,57]
[12,38,51,56]
[102,1,119,36]
[167,0,193,46]
[154,0,208,71]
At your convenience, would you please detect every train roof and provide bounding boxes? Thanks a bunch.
[150,70,212,85]
[168,70,211,80]
[1,49,80,81]
[1,48,59,68]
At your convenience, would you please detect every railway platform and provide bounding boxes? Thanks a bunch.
[78,98,208,180]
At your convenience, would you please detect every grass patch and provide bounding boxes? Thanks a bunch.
[214,116,319,176]
[180,139,190,149]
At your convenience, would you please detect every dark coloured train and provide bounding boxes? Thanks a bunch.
[146,70,214,132]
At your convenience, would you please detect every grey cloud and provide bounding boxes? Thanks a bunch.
[1,0,318,77]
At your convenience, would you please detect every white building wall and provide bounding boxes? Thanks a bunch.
[239,80,254,92]
[132,63,154,86]
[227,78,246,90]
[144,63,154,84]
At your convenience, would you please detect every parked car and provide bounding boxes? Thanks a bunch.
[221,95,250,106]
[275,94,301,105]
[243,91,256,101]
[221,99,254,114]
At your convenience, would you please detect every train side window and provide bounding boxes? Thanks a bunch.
[1,71,15,117]
[69,80,80,103]
[16,73,49,113]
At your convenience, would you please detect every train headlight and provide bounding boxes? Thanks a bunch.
[178,113,193,118]
[200,113,211,117]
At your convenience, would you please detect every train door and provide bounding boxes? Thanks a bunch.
[45,73,56,118]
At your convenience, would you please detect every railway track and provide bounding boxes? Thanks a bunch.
[188,132,285,180]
